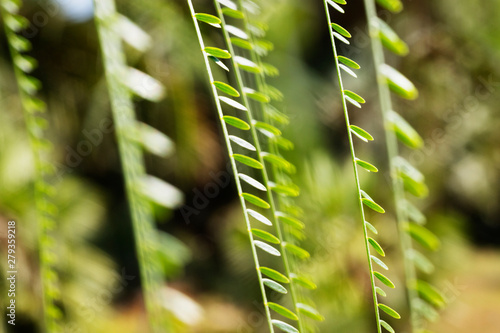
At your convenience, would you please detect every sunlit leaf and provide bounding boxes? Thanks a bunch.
[326,0,345,13]
[271,320,298,333]
[380,64,418,100]
[226,25,249,39]
[247,209,272,225]
[268,302,298,320]
[362,198,386,213]
[378,303,401,319]
[229,135,256,151]
[405,222,440,251]
[376,0,403,13]
[219,96,248,111]
[284,243,310,259]
[260,267,289,283]
[291,273,317,290]
[297,303,324,321]
[254,240,281,256]
[331,23,351,38]
[214,81,240,97]
[338,55,360,69]
[263,278,287,294]
[414,280,446,308]
[368,237,386,257]
[376,17,408,56]
[350,125,374,142]
[356,158,378,172]
[222,7,244,19]
[371,255,388,270]
[374,272,396,289]
[205,46,231,59]
[251,229,280,244]
[239,174,266,191]
[244,88,270,103]
[223,116,250,130]
[242,192,269,208]
[277,212,305,230]
[380,320,395,333]
[235,56,261,73]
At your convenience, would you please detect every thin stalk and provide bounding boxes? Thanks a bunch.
[0,3,61,331]
[232,2,305,330]
[215,2,304,331]
[93,1,164,331]
[362,0,419,329]
[187,1,274,331]
[323,2,382,332]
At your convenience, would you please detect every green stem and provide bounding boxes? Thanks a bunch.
[323,2,382,332]
[93,1,164,331]
[0,3,61,331]
[362,0,419,330]
[187,1,274,331]
[231,1,305,331]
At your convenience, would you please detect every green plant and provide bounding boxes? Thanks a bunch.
[0,0,62,330]
[323,1,401,332]
[363,0,446,331]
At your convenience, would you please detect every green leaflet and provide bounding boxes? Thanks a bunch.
[254,240,281,256]
[374,271,396,289]
[331,22,351,38]
[350,125,374,142]
[365,221,379,234]
[222,7,244,19]
[231,37,253,50]
[376,17,409,56]
[277,212,305,230]
[204,46,231,58]
[263,278,288,294]
[368,237,386,257]
[241,192,269,208]
[253,121,281,136]
[268,302,298,321]
[284,243,310,259]
[376,286,387,297]
[405,222,441,251]
[260,267,289,283]
[223,115,250,130]
[344,90,365,103]
[362,198,386,213]
[338,55,360,69]
[291,273,317,290]
[251,228,279,244]
[213,81,240,97]
[194,13,221,27]
[380,320,395,333]
[376,0,403,13]
[356,158,379,172]
[271,320,299,333]
[380,64,418,100]
[407,249,435,274]
[239,173,266,191]
[414,280,446,309]
[378,303,401,319]
[247,209,272,226]
[371,255,389,270]
[234,55,261,73]
[233,154,264,169]
[297,303,324,321]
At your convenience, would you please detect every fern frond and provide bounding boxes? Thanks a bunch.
[323,1,401,332]
[362,0,445,331]
[218,0,324,331]
[188,0,318,331]
[93,1,184,331]
[0,1,62,331]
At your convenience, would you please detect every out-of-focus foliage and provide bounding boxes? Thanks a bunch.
[0,0,498,332]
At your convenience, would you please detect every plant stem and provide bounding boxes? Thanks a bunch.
[187,1,274,331]
[323,1,382,332]
[93,1,164,331]
[231,1,305,330]
[362,0,419,330]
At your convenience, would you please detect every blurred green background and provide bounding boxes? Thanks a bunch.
[0,0,499,332]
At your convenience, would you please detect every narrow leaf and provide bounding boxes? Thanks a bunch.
[333,32,350,45]
[368,237,386,257]
[239,174,266,191]
[219,96,248,111]
[242,193,269,208]
[226,25,248,39]
[376,286,387,297]
[253,121,281,136]
[254,240,281,256]
[194,13,221,27]
[376,17,409,56]
[331,23,351,38]
[415,280,446,308]
[247,209,272,225]
[378,303,401,319]
[271,320,299,333]
[229,135,256,150]
[380,320,395,333]
[216,0,237,10]
[297,303,324,321]
[344,90,365,103]
[350,125,374,142]
[208,55,229,71]
[262,153,295,173]
[223,116,250,130]
[374,271,396,289]
[407,249,435,274]
[138,175,183,209]
[356,158,378,172]
[339,64,357,78]
[235,56,261,73]
[244,88,270,103]
[270,183,300,197]
[362,198,385,213]
[371,255,389,270]
[213,81,240,97]
[380,64,418,100]
[260,267,289,283]
[251,229,280,244]
[126,68,165,102]
[277,212,305,230]
[284,243,310,260]
[268,302,298,321]
[338,55,360,69]
[365,221,378,234]
[263,278,287,294]
[222,7,244,19]
[326,0,345,13]
[136,122,174,157]
[231,37,253,50]
[376,0,403,13]
[205,46,231,59]
[291,273,317,290]
[344,95,361,108]
[405,222,440,251]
